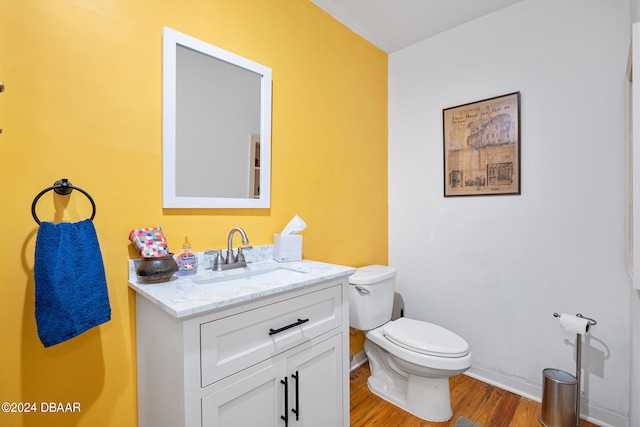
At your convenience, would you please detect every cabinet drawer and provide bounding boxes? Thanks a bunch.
[200,284,342,387]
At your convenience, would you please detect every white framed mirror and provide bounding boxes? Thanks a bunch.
[162,27,272,208]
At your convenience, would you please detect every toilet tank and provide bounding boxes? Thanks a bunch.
[349,265,396,331]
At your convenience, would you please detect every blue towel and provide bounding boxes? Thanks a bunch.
[34,219,111,347]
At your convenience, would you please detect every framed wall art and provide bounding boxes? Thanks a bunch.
[443,92,521,197]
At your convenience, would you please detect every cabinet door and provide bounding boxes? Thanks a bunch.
[287,334,343,427]
[202,359,288,427]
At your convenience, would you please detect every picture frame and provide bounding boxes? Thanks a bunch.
[443,92,521,197]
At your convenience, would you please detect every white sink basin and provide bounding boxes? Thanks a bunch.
[192,266,308,285]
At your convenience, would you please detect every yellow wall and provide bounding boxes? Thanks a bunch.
[0,1,387,425]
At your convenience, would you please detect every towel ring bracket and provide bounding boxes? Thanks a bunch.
[32,178,96,225]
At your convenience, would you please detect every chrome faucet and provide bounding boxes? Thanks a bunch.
[226,227,249,264]
[206,227,252,271]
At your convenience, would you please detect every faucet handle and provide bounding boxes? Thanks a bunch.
[205,249,225,271]
[236,247,247,264]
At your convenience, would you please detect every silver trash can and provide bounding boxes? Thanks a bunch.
[539,368,577,427]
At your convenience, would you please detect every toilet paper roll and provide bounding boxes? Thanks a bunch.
[558,313,590,335]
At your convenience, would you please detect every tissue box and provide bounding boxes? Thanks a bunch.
[274,234,302,262]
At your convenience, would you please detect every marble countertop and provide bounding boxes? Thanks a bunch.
[128,250,355,318]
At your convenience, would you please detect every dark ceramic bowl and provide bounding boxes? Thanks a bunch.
[136,253,179,283]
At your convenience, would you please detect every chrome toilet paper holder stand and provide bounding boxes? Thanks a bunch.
[552,312,598,427]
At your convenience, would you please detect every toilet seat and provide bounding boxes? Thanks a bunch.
[382,318,469,358]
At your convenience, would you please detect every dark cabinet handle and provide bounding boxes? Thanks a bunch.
[281,377,288,426]
[269,318,309,336]
[291,371,300,421]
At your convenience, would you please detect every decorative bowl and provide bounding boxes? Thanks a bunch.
[136,253,179,283]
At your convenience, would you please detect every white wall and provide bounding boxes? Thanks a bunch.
[629,1,640,423]
[388,0,631,425]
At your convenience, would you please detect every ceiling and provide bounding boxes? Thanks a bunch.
[310,0,524,53]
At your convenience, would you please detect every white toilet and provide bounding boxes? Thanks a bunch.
[349,265,472,422]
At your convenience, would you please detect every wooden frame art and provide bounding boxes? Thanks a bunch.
[443,92,521,197]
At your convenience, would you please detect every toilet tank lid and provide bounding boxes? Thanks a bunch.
[349,265,396,285]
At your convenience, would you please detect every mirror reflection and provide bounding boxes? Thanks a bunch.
[162,27,272,208]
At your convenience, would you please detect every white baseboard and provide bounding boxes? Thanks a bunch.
[465,363,627,427]
[350,350,368,371]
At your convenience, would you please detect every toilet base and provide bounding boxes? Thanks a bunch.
[365,338,454,422]
[367,373,453,422]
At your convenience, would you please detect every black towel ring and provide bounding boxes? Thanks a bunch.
[32,178,96,225]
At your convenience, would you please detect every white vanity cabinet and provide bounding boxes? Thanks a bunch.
[202,333,342,426]
[131,260,352,427]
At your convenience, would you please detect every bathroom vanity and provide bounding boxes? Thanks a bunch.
[128,252,354,427]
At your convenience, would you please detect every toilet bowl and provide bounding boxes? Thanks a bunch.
[349,265,472,422]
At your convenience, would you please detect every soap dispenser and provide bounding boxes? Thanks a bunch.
[177,235,198,276]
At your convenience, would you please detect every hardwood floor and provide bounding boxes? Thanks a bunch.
[350,363,599,427]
